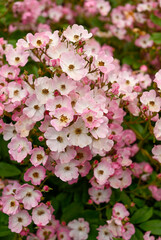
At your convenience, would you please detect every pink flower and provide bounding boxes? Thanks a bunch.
[26,32,49,49]
[94,161,114,185]
[55,160,79,182]
[3,123,17,141]
[2,195,19,215]
[107,218,124,238]
[140,90,161,112]
[154,118,161,140]
[135,34,153,48]
[60,51,88,81]
[0,65,20,80]
[57,226,70,240]
[112,203,129,220]
[53,74,77,95]
[143,231,155,240]
[30,147,48,167]
[69,118,92,148]
[152,145,161,163]
[8,136,32,163]
[8,82,27,103]
[50,107,74,131]
[97,0,111,16]
[97,225,113,240]
[23,94,45,122]
[88,187,112,204]
[44,127,69,152]
[9,210,31,233]
[109,169,132,190]
[15,184,42,210]
[63,24,92,42]
[32,203,51,227]
[154,69,161,90]
[37,226,56,240]
[51,146,76,164]
[24,166,46,185]
[149,185,161,201]
[95,51,115,74]
[122,223,135,240]
[5,45,29,67]
[68,218,90,240]
[35,77,54,104]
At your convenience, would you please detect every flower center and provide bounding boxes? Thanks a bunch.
[75,128,82,135]
[42,89,49,95]
[57,136,63,143]
[37,154,43,161]
[68,64,75,70]
[37,40,42,46]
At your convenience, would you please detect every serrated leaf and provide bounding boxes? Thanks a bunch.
[131,207,153,224]
[0,162,21,177]
[139,220,161,235]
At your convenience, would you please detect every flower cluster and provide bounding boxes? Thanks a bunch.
[0,22,161,239]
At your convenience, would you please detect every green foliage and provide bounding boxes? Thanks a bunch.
[151,33,161,44]
[150,14,161,27]
[131,228,144,240]
[130,207,153,224]
[139,220,161,235]
[0,162,21,177]
[0,212,15,239]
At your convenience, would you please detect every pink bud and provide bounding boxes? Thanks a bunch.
[157,173,161,179]
[43,185,49,191]
[140,65,148,72]
[38,136,44,142]
[108,135,113,140]
[62,221,66,226]
[134,86,141,92]
[20,228,29,236]
[124,217,129,221]
[77,48,83,54]
[46,201,51,207]
[51,59,56,67]
[94,160,98,165]
[143,106,148,111]
[130,202,135,207]
[88,199,93,204]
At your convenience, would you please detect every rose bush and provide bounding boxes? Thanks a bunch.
[0,1,161,240]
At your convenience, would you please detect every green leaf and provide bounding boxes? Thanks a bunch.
[131,228,143,240]
[37,16,46,24]
[88,224,98,240]
[131,207,153,224]
[133,198,145,208]
[150,14,161,27]
[61,202,83,222]
[82,210,100,225]
[0,226,12,237]
[0,212,8,225]
[120,191,131,205]
[0,162,21,177]
[139,220,161,235]
[56,0,63,4]
[151,33,161,44]
[106,208,112,220]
